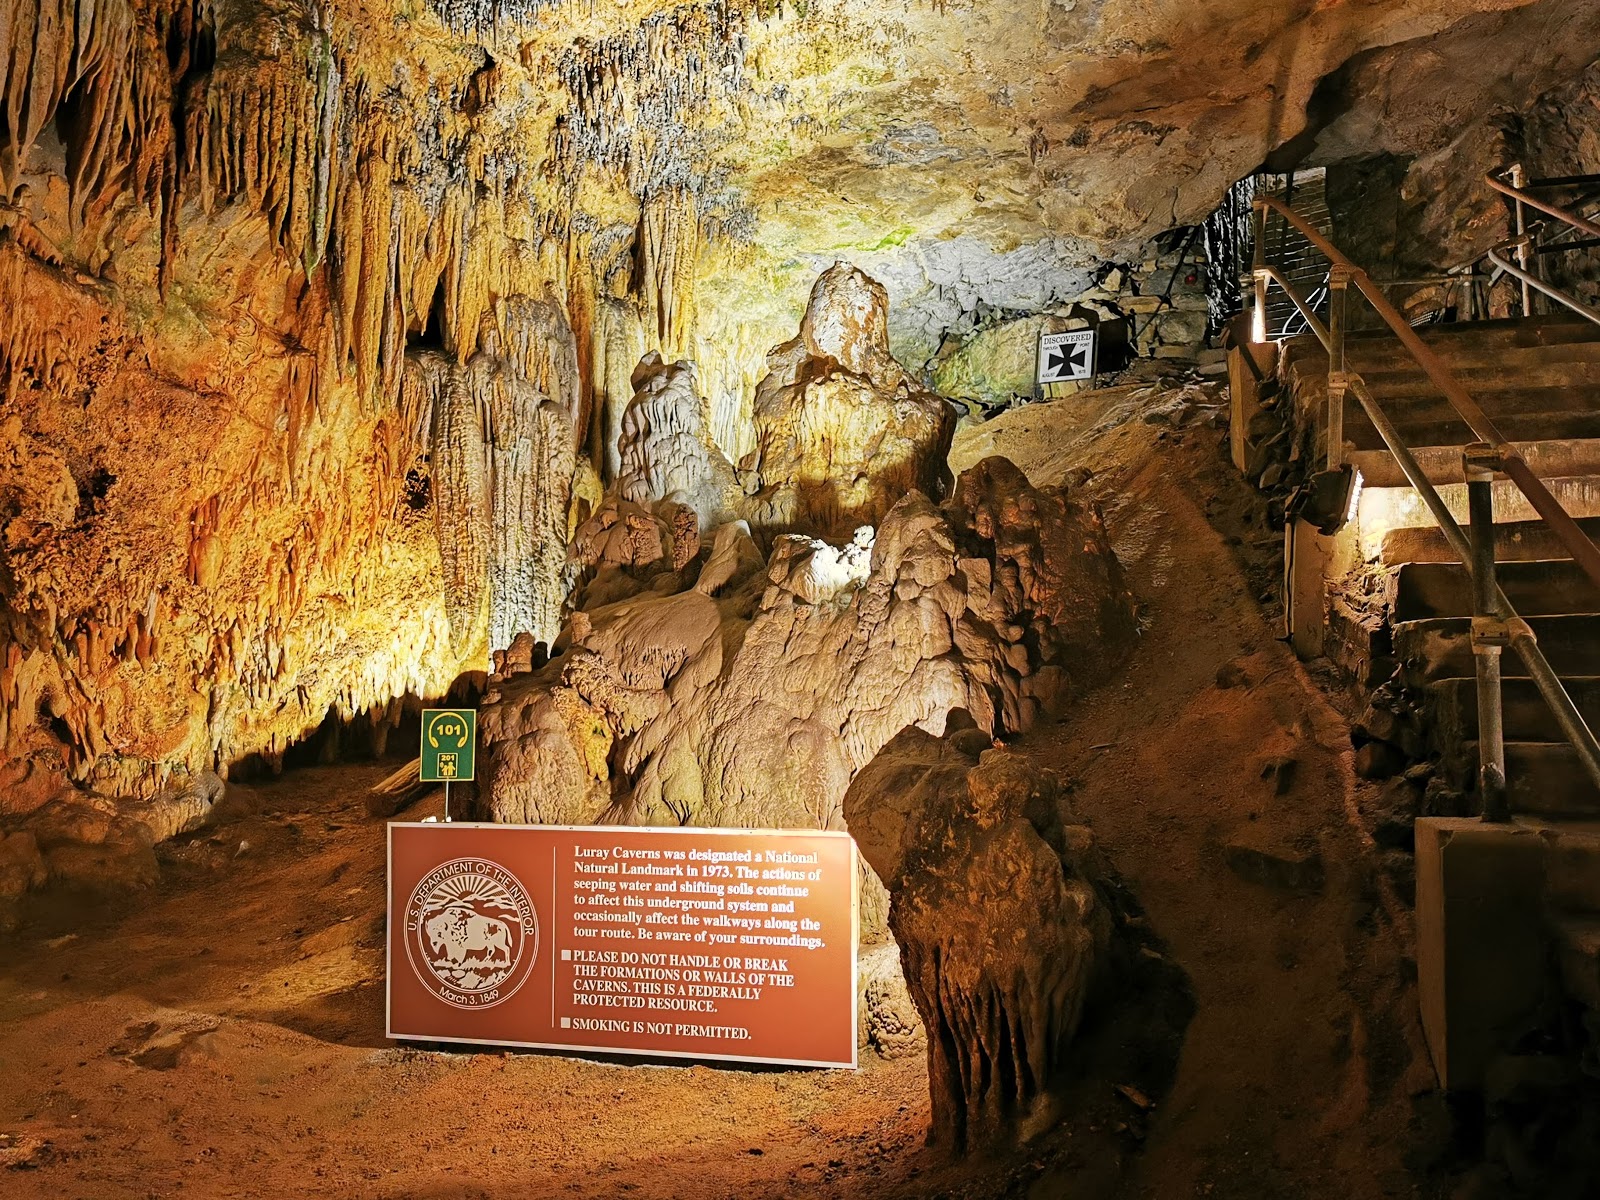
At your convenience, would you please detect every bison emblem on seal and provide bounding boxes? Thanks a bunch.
[404,858,538,1008]
[426,906,513,969]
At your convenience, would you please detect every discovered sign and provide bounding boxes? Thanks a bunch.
[421,708,476,782]
[1037,328,1097,384]
[387,823,859,1068]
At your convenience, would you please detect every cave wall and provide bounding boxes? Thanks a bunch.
[3,0,1596,807]
[1307,2,1600,310]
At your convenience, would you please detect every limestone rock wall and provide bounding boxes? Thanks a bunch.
[2,0,1594,821]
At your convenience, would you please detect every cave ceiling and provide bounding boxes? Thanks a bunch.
[3,0,1598,798]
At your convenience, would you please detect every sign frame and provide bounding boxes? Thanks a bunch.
[1036,327,1097,385]
[385,821,861,1070]
[420,707,476,783]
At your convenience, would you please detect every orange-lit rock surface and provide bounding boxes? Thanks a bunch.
[3,0,1595,858]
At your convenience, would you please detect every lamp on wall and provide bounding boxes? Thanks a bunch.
[1290,464,1359,536]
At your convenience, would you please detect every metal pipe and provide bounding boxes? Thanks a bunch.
[1258,264,1331,348]
[1251,204,1268,342]
[1327,268,1350,471]
[1348,377,1474,562]
[1486,169,1600,241]
[1521,172,1600,190]
[1466,444,1509,822]
[1485,247,1600,328]
[1500,455,1600,595]
[1346,376,1600,795]
[1509,163,1534,316]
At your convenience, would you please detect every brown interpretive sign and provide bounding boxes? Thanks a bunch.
[387,823,859,1068]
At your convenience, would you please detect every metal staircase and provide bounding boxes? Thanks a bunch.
[1229,168,1600,1090]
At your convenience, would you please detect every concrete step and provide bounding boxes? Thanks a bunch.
[1352,474,1600,566]
[1348,443,1600,491]
[1347,340,1600,381]
[1396,614,1600,680]
[1378,516,1600,565]
[1553,914,1600,1010]
[1342,315,1600,363]
[1347,411,1600,454]
[1345,384,1600,424]
[1394,560,1600,621]
[1459,741,1600,817]
[1431,676,1600,743]
[1354,359,1600,398]
[1525,817,1600,915]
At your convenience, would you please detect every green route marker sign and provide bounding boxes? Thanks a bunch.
[421,708,476,783]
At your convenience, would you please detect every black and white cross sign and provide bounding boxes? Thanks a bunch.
[1036,329,1097,384]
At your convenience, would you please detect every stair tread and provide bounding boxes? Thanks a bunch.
[1457,740,1600,817]
[1350,445,1600,490]
[1394,559,1600,620]
[1341,314,1600,347]
[1352,342,1600,371]
[1359,391,1600,420]
[1396,614,1600,680]
[1379,517,1600,565]
[1347,414,1600,453]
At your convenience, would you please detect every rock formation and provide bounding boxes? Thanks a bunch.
[747,264,955,534]
[479,455,1134,842]
[617,353,745,530]
[844,726,1118,1149]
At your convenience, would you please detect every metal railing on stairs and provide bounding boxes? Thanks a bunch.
[1484,166,1600,327]
[1248,194,1600,820]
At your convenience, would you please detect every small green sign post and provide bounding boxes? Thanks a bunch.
[421,707,476,821]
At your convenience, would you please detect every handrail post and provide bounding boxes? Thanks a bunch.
[1509,162,1535,317]
[1466,442,1509,823]
[1326,265,1353,470]
[1251,199,1269,341]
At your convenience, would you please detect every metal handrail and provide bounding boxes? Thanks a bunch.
[1483,167,1600,330]
[1250,196,1600,811]
[1254,195,1600,594]
[1485,169,1600,241]
[1485,246,1600,326]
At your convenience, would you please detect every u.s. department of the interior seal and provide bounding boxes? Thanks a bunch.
[404,857,538,1009]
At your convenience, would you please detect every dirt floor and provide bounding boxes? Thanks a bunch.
[1,380,1438,1198]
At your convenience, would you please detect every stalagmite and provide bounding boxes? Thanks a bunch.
[844,728,1118,1149]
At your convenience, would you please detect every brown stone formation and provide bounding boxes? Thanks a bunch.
[478,455,1134,845]
[843,726,1117,1150]
[616,352,745,529]
[747,263,955,534]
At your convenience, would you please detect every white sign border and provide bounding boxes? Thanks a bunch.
[1036,328,1097,384]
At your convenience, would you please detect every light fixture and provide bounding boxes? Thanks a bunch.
[1293,464,1358,536]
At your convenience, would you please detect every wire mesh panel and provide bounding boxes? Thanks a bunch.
[1204,169,1333,340]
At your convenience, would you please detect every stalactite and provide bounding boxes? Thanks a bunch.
[633,187,701,356]
[478,339,576,654]
[589,293,649,479]
[498,292,584,449]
